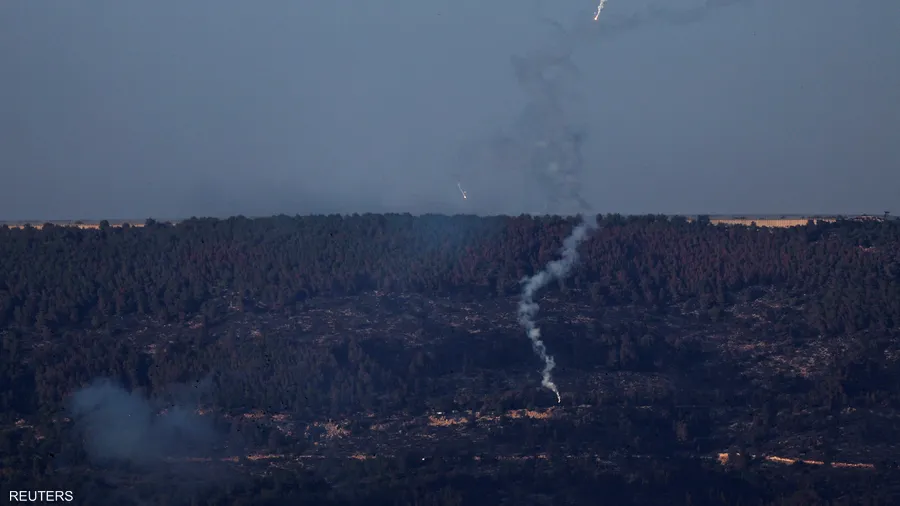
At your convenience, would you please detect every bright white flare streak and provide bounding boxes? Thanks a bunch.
[517,219,596,404]
[593,0,608,21]
[458,182,468,199]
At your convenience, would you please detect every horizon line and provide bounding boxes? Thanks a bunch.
[0,212,892,225]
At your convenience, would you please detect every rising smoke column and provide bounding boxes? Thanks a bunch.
[512,3,611,403]
[513,0,754,399]
[518,217,595,403]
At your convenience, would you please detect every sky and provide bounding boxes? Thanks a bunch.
[1,0,898,220]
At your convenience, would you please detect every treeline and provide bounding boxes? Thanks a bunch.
[1,214,898,335]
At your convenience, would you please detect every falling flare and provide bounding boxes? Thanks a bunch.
[593,0,608,21]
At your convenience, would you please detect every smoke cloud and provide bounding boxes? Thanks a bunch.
[458,37,589,216]
[69,378,218,467]
[454,0,756,215]
[605,0,754,33]
[549,0,757,53]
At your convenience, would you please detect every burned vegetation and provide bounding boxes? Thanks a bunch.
[2,214,900,505]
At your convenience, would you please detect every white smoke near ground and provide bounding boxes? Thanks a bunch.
[69,377,218,467]
[67,377,233,503]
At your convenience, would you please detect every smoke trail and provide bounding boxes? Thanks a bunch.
[607,0,754,33]
[511,0,753,396]
[454,0,754,214]
[548,0,756,53]
[518,217,597,402]
[509,2,614,400]
[453,2,591,216]
[593,0,608,21]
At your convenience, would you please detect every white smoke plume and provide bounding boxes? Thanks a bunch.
[512,0,753,398]
[593,0,608,21]
[69,377,217,466]
[510,3,611,402]
[517,216,597,403]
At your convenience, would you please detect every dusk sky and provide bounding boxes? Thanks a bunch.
[1,0,898,220]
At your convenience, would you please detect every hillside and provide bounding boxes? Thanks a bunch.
[1,214,900,505]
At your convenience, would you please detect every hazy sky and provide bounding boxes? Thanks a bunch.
[1,0,898,219]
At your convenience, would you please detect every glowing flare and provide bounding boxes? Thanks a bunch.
[593,0,608,21]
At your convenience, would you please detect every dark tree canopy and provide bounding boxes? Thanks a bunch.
[1,214,899,506]
[1,214,897,334]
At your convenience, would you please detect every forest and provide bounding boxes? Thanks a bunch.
[1,213,899,505]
